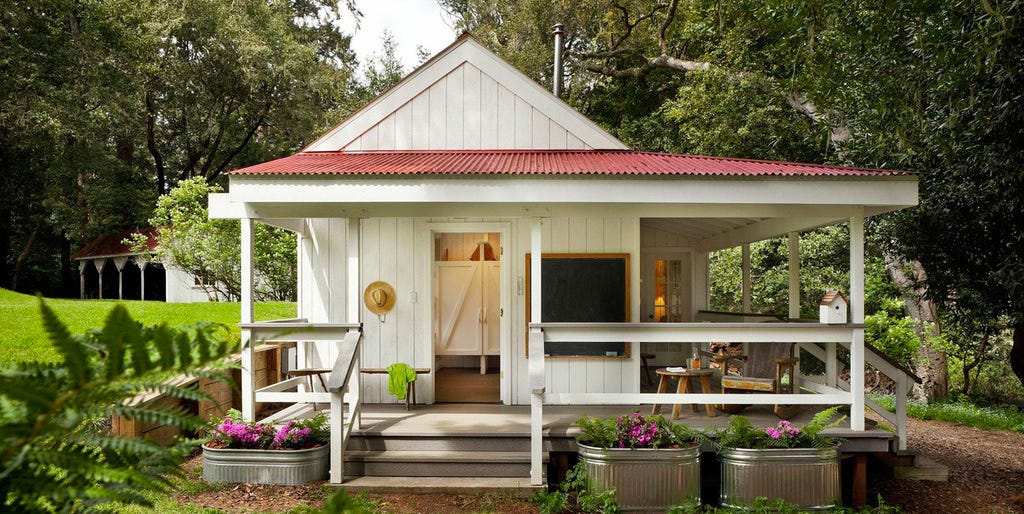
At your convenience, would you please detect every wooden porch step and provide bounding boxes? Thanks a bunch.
[334,476,544,497]
[343,450,543,478]
[347,433,550,452]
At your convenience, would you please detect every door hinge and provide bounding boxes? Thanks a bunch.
[500,308,504,317]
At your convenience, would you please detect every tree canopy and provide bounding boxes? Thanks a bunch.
[0,0,357,296]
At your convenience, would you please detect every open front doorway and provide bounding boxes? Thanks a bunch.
[432,231,503,403]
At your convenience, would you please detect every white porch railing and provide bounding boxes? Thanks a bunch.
[239,319,362,484]
[800,341,918,451]
[527,322,874,486]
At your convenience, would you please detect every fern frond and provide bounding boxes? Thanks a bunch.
[38,296,90,387]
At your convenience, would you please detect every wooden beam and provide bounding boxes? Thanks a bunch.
[700,217,838,252]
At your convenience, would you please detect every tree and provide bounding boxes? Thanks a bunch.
[0,0,358,297]
[141,0,357,194]
[0,299,234,512]
[812,1,1024,390]
[140,177,297,302]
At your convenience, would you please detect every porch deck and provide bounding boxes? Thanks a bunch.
[266,402,895,452]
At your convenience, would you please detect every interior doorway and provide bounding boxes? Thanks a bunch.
[432,232,502,403]
[640,250,695,391]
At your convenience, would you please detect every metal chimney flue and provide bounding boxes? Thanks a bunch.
[551,23,565,97]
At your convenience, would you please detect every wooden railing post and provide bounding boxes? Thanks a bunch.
[896,373,908,451]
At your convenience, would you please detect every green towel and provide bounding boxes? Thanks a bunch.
[387,363,418,400]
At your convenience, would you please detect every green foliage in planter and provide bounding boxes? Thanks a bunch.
[715,406,845,450]
[576,411,708,449]
[0,298,235,512]
[529,462,620,514]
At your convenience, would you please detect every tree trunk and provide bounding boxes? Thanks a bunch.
[0,203,10,289]
[60,233,75,298]
[884,255,949,402]
[11,218,43,292]
[1011,320,1024,388]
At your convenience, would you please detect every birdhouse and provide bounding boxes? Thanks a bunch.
[819,290,848,324]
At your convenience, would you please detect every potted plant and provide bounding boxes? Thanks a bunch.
[575,411,706,511]
[715,406,845,510]
[202,409,329,485]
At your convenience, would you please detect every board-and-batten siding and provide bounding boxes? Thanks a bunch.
[296,218,350,372]
[342,62,589,152]
[298,216,640,405]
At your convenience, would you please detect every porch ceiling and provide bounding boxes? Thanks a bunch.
[642,217,764,242]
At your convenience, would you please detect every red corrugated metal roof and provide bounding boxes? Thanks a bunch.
[228,150,907,177]
[73,227,159,260]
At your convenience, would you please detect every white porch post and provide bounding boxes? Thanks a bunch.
[240,218,256,421]
[78,261,86,299]
[140,261,147,301]
[113,257,129,300]
[787,233,800,319]
[787,232,801,387]
[96,260,105,299]
[850,211,866,430]
[741,243,751,312]
[529,217,545,486]
[330,217,360,484]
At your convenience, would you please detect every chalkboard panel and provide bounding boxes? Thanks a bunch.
[525,254,630,357]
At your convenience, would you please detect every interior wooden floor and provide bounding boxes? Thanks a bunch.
[434,367,500,403]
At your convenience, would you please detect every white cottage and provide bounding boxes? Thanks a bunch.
[210,34,919,487]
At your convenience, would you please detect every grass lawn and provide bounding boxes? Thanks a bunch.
[0,288,295,364]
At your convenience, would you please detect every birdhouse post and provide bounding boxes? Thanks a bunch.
[819,290,849,324]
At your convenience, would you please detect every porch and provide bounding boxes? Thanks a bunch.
[259,401,894,502]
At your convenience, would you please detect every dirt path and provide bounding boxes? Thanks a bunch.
[873,417,1024,513]
[175,417,1024,513]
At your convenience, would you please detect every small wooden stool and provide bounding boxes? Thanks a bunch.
[651,368,717,418]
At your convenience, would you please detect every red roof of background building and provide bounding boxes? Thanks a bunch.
[73,227,159,260]
[228,150,907,177]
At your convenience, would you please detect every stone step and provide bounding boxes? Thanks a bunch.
[335,476,544,498]
[343,450,541,478]
[893,455,949,482]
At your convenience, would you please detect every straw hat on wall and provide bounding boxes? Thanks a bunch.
[364,281,396,322]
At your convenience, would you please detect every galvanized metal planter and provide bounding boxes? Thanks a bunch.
[202,444,329,485]
[719,446,840,510]
[577,442,701,512]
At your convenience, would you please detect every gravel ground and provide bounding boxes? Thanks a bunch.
[176,416,1024,513]
[873,417,1024,514]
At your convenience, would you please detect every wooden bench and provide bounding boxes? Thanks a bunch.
[360,367,431,410]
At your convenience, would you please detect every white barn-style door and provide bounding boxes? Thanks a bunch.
[434,262,484,355]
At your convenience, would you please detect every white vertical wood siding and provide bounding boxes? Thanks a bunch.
[341,63,591,152]
[299,216,640,405]
[297,218,350,373]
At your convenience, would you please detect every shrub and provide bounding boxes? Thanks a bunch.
[0,298,235,512]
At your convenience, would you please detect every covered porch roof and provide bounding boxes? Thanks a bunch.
[210,150,917,251]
